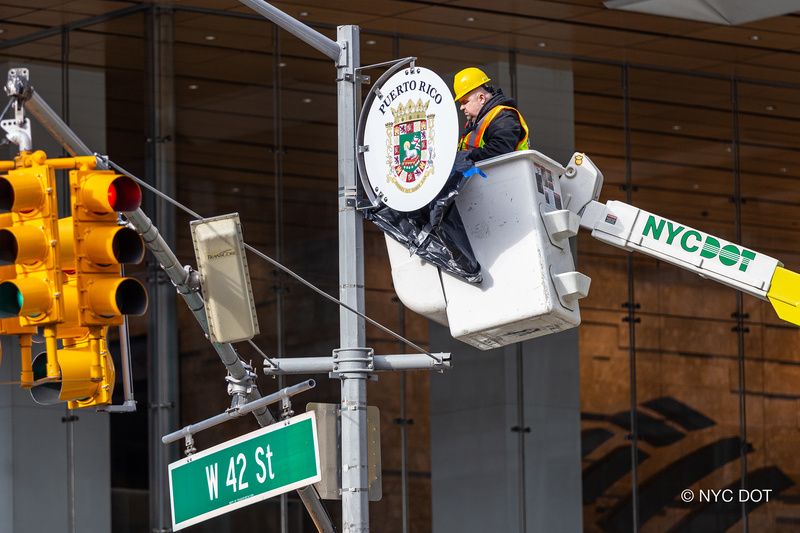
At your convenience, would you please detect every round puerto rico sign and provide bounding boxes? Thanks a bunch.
[360,66,459,212]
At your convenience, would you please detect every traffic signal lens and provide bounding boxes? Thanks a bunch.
[30,350,61,405]
[107,184,117,211]
[111,227,145,264]
[0,282,22,318]
[0,278,51,318]
[115,278,147,316]
[86,277,148,318]
[109,176,141,212]
[0,170,45,213]
[0,282,21,316]
[0,177,13,212]
[0,227,47,266]
[81,173,142,214]
[0,229,18,265]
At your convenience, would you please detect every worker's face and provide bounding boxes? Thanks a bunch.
[458,89,488,123]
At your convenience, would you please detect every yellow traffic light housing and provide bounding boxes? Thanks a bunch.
[0,152,64,326]
[0,211,37,386]
[30,330,115,409]
[0,155,148,408]
[70,168,148,326]
[0,151,64,382]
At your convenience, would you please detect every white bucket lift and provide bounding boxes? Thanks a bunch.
[386,150,592,350]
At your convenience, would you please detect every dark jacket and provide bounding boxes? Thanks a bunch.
[461,89,526,162]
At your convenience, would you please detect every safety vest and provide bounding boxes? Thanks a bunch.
[458,105,529,152]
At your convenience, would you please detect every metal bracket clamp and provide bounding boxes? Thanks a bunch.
[1,69,33,151]
[0,117,31,151]
[184,433,196,456]
[226,364,257,409]
[331,347,374,379]
[93,153,111,171]
[184,266,201,292]
[336,40,349,68]
[4,68,33,101]
[280,396,294,420]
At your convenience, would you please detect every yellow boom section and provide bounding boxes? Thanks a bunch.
[767,267,800,326]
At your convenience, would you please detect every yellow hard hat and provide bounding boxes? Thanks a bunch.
[453,67,491,102]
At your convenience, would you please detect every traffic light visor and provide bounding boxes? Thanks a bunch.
[0,173,45,213]
[30,350,61,405]
[82,173,142,213]
[0,282,23,318]
[0,278,51,318]
[108,175,141,212]
[30,347,105,405]
[0,227,48,265]
[87,277,148,317]
[112,227,145,264]
[83,226,144,266]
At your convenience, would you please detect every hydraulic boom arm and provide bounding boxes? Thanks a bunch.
[559,153,800,327]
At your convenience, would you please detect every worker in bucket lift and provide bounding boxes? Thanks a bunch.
[454,67,530,162]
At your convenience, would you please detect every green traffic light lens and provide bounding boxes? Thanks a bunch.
[0,282,22,318]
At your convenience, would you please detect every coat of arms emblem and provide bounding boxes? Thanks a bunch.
[386,99,435,193]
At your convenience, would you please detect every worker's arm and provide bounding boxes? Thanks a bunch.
[465,110,522,162]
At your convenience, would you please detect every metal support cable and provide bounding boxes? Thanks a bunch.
[106,158,441,362]
[247,339,278,367]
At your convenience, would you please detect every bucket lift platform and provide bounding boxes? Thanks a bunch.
[386,150,592,351]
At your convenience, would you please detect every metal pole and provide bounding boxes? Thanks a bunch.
[24,91,91,157]
[396,299,409,533]
[65,409,77,533]
[161,380,316,444]
[238,0,341,61]
[264,354,450,374]
[336,24,368,533]
[60,28,77,533]
[515,344,527,533]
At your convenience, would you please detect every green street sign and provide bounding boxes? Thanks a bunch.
[168,412,321,530]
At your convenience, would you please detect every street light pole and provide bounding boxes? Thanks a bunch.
[335,24,369,533]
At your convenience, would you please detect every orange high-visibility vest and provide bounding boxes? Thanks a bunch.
[458,105,529,151]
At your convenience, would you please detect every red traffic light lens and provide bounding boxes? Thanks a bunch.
[107,184,117,210]
[109,176,141,212]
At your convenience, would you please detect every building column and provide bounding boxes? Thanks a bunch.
[145,6,179,532]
